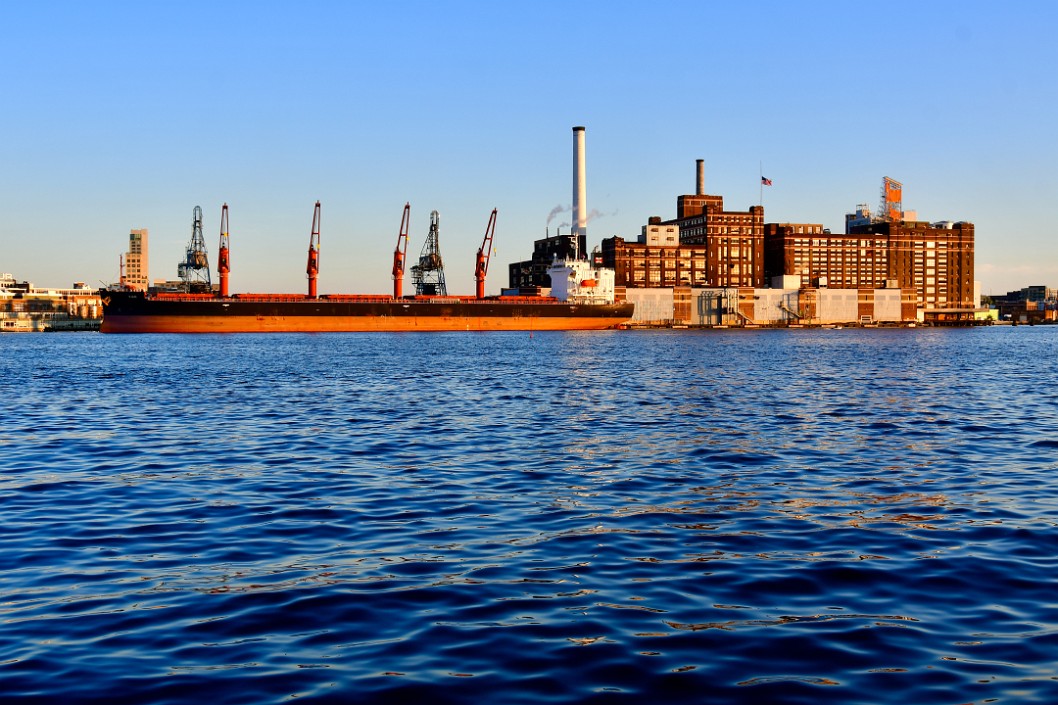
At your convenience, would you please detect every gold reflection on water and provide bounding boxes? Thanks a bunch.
[770,491,952,531]
[662,612,919,633]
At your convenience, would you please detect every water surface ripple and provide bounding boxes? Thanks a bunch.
[2,328,1057,704]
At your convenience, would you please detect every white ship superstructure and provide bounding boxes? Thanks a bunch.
[548,256,617,305]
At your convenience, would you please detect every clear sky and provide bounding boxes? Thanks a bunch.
[2,1,1055,296]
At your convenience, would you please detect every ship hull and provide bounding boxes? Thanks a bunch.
[99,291,634,333]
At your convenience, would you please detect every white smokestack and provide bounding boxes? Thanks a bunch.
[572,126,587,243]
[696,159,705,195]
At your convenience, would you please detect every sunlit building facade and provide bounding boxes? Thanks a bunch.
[125,228,149,292]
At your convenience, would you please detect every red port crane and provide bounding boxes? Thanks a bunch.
[306,200,321,299]
[218,204,230,297]
[475,208,498,299]
[392,203,410,299]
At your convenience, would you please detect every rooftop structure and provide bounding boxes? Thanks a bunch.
[601,160,765,289]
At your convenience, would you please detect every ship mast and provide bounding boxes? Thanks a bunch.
[306,200,321,299]
[217,204,230,297]
[475,209,497,299]
[392,203,410,299]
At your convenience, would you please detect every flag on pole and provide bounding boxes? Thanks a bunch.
[761,176,772,186]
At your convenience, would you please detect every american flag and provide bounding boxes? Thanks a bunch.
[761,176,772,186]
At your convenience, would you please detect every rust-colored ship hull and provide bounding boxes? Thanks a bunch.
[99,290,634,333]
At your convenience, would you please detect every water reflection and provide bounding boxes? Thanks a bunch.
[2,329,1058,704]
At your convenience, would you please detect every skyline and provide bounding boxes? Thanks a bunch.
[2,1,1056,296]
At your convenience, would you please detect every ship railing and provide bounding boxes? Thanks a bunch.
[152,293,217,301]
[150,292,570,304]
[495,295,561,303]
[321,294,401,303]
[409,295,563,304]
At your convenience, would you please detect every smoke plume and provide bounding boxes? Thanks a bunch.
[546,204,569,225]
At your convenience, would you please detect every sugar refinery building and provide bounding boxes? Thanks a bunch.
[509,137,979,326]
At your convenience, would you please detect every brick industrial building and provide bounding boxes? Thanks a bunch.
[506,134,976,325]
[601,160,765,289]
[508,232,586,291]
[592,162,975,324]
[849,219,975,317]
[764,215,976,316]
[763,223,889,289]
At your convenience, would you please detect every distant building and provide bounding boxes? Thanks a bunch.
[508,232,585,290]
[125,228,149,291]
[991,285,1058,323]
[1,273,102,331]
[1020,285,1056,302]
[844,204,873,232]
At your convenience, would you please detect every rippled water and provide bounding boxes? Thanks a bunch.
[2,328,1057,704]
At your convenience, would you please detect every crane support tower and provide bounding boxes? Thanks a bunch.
[218,204,230,297]
[179,205,212,292]
[475,208,498,299]
[307,200,321,299]
[412,210,447,296]
[392,203,410,299]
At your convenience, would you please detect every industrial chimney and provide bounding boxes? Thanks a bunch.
[696,159,705,196]
[572,126,587,243]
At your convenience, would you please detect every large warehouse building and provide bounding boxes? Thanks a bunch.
[507,130,978,326]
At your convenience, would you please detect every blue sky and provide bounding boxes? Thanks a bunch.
[2,1,1055,296]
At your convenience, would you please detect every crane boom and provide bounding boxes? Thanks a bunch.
[412,211,446,296]
[392,202,410,298]
[475,208,498,299]
[307,200,321,298]
[179,205,211,292]
[218,204,230,297]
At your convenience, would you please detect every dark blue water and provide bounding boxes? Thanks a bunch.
[2,328,1057,704]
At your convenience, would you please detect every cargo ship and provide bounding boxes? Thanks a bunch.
[99,289,633,333]
[100,126,634,334]
[100,203,633,334]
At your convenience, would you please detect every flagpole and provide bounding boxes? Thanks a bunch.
[759,161,763,206]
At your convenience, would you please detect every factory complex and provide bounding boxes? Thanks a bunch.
[510,131,985,327]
